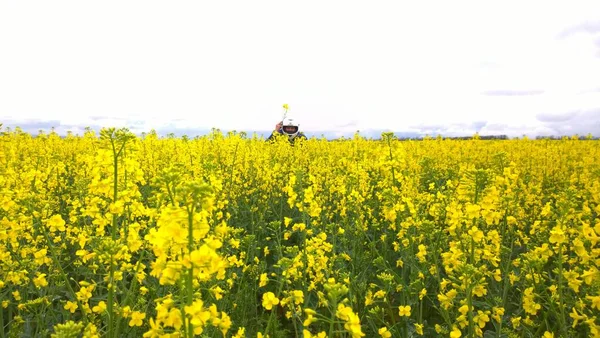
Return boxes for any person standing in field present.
[267,117,307,143]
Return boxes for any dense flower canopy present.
[0,128,599,337]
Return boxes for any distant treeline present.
[390,136,600,141]
[534,135,600,140]
[361,134,600,141]
[436,135,509,140]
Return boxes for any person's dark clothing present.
[267,129,307,143]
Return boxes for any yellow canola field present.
[0,128,599,338]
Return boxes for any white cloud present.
[1,0,599,138]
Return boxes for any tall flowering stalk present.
[100,128,135,338]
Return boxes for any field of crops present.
[0,128,599,338]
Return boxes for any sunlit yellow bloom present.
[46,215,66,232]
[64,301,78,314]
[129,311,145,327]
[416,244,427,262]
[570,307,587,328]
[92,301,106,314]
[549,226,566,244]
[262,292,279,310]
[398,305,411,317]
[378,327,392,338]
[33,273,48,288]
[523,287,541,315]
[450,326,461,338]
[415,323,423,335]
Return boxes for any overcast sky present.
[1,0,599,138]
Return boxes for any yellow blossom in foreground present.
[232,327,245,338]
[129,311,145,327]
[398,305,411,317]
[262,292,279,310]
[378,327,392,338]
[523,287,541,315]
[336,304,365,337]
[47,214,66,232]
[33,273,48,288]
[92,301,106,314]
[450,326,462,338]
[549,226,566,244]
[259,273,268,287]
[303,330,327,338]
[415,323,424,335]
[64,301,78,314]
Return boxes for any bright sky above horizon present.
[1,0,599,138]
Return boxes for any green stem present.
[470,237,475,266]
[179,278,189,337]
[108,138,120,338]
[386,137,398,188]
[107,256,115,338]
[187,205,195,338]
[186,206,194,338]
[111,152,119,238]
[328,298,337,338]
[557,243,567,337]
[467,284,474,338]
[0,301,5,338]
[419,296,423,325]
[166,183,176,207]
[498,239,514,338]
